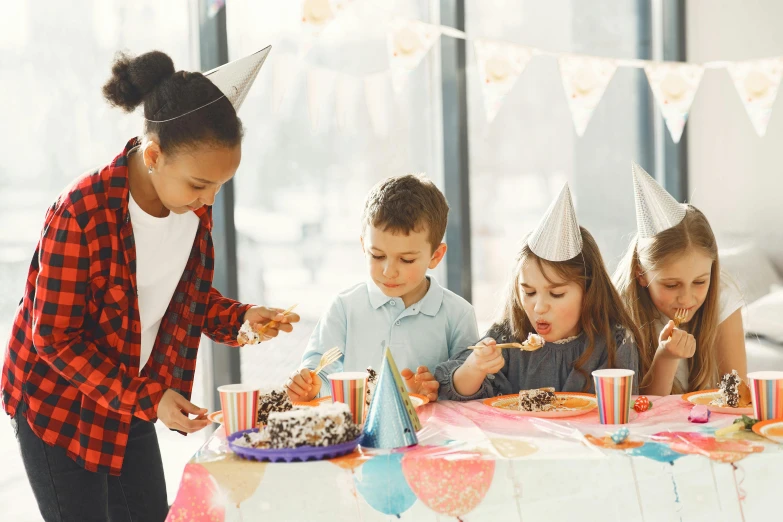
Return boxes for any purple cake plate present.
[227,428,361,463]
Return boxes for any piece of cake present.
[267,402,361,449]
[257,389,293,424]
[234,428,271,449]
[711,370,752,408]
[237,320,261,345]
[518,388,558,412]
[525,333,545,349]
[365,366,378,410]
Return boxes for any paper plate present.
[483,392,597,418]
[682,389,754,415]
[752,419,783,443]
[207,411,224,424]
[228,428,361,463]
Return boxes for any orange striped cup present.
[592,369,634,425]
[748,371,783,421]
[218,384,261,437]
[328,372,369,424]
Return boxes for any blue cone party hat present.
[361,348,420,449]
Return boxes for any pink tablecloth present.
[167,395,782,522]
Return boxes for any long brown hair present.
[614,206,720,393]
[498,227,642,390]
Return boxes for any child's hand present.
[244,306,301,340]
[464,338,505,375]
[657,320,696,360]
[401,366,439,402]
[284,368,321,402]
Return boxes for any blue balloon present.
[355,453,417,517]
[627,442,685,464]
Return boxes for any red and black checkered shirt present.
[2,138,252,475]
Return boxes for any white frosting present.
[238,320,261,345]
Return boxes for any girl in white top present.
[614,164,747,395]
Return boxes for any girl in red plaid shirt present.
[2,49,295,521]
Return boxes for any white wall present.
[687,0,783,272]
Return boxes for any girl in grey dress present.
[435,227,642,400]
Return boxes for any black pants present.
[14,408,169,522]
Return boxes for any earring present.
[148,166,153,174]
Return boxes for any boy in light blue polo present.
[285,174,478,403]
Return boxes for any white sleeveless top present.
[652,275,744,393]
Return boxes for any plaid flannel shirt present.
[2,138,252,475]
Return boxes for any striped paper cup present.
[748,371,783,421]
[328,372,369,424]
[218,384,261,437]
[592,369,634,424]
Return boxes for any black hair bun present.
[102,50,175,112]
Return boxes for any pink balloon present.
[165,463,226,522]
[401,446,495,518]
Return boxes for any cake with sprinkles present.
[267,402,361,449]
[711,370,752,408]
[257,389,293,424]
[365,366,378,410]
[518,388,557,412]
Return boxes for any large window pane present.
[466,0,651,330]
[0,2,203,516]
[225,0,447,387]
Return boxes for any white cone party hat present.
[204,46,272,113]
[527,183,582,262]
[632,162,687,239]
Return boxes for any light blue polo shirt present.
[301,275,479,392]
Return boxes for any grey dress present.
[435,322,640,401]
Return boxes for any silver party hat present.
[632,162,687,238]
[361,348,419,449]
[527,183,582,262]
[204,46,271,112]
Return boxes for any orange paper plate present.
[682,389,754,415]
[483,392,597,418]
[752,419,783,443]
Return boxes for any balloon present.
[402,446,495,517]
[165,463,225,522]
[355,453,417,516]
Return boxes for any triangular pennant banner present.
[727,58,783,137]
[644,62,704,143]
[298,0,353,57]
[473,39,533,123]
[386,18,441,92]
[307,67,337,132]
[558,55,617,136]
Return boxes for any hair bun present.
[102,50,175,112]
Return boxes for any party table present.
[166,395,782,522]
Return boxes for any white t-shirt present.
[650,275,745,392]
[128,193,199,370]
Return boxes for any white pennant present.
[299,0,353,57]
[473,39,532,123]
[270,52,301,116]
[334,73,360,132]
[386,18,441,92]
[644,62,704,143]
[559,55,617,136]
[307,67,337,133]
[364,72,390,136]
[727,58,783,137]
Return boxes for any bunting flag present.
[644,62,704,143]
[386,18,441,92]
[727,58,783,137]
[558,55,617,136]
[334,74,361,132]
[307,67,338,132]
[270,52,301,116]
[364,72,391,136]
[473,39,533,123]
[299,0,353,57]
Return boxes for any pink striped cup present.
[592,369,634,424]
[218,384,261,437]
[328,372,369,424]
[748,371,783,421]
